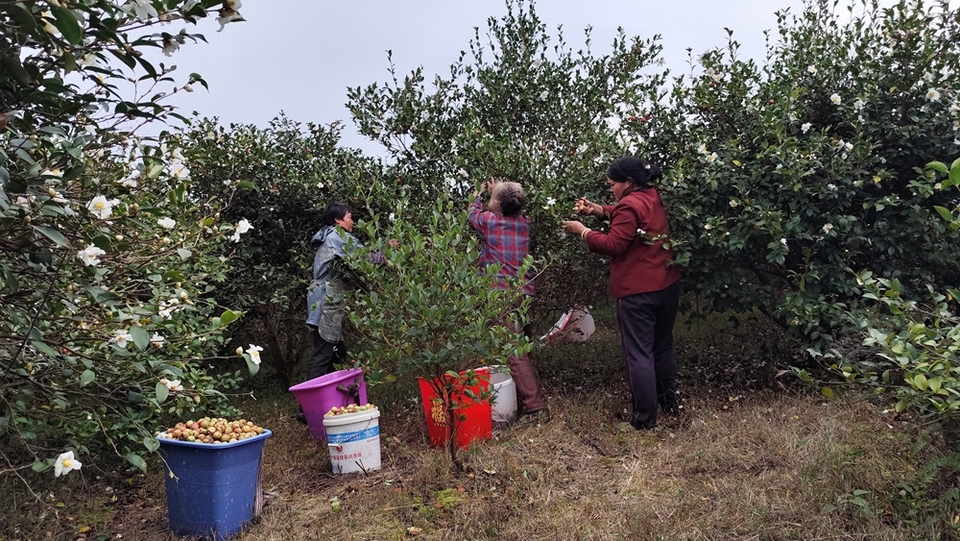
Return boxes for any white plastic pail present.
[322,408,381,474]
[488,368,517,424]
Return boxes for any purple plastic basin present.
[288,368,368,442]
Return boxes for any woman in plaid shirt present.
[468,180,547,424]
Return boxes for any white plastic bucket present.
[487,367,517,424]
[322,408,381,474]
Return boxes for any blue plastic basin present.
[158,430,272,540]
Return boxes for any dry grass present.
[2,309,958,540]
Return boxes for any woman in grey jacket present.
[305,201,357,380]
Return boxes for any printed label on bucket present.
[327,426,379,444]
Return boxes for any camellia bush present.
[0,0,257,486]
[624,0,960,350]
[346,0,667,319]
[346,199,533,470]
[171,115,388,386]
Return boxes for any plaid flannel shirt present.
[468,197,535,296]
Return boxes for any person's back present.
[467,179,546,424]
[468,181,535,296]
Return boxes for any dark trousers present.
[306,328,346,381]
[616,280,681,429]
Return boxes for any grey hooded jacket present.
[305,225,360,342]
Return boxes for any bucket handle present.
[335,380,362,405]
[327,427,367,451]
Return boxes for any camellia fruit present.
[159,417,265,444]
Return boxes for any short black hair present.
[321,201,350,226]
[607,156,662,189]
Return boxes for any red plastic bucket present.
[418,368,492,449]
[289,368,367,442]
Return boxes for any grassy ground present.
[3,308,959,540]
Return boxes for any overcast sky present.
[158,0,810,153]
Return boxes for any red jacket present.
[584,189,681,299]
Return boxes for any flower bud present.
[236,347,243,356]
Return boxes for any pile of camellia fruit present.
[160,417,265,444]
[324,404,377,417]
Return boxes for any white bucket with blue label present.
[322,407,381,474]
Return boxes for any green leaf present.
[218,309,241,326]
[129,326,150,351]
[51,7,84,45]
[125,453,147,473]
[32,460,50,473]
[950,164,960,189]
[31,340,60,359]
[926,161,949,174]
[820,387,835,399]
[912,374,927,391]
[143,436,160,453]
[79,370,95,387]
[176,248,192,261]
[32,225,69,247]
[155,382,169,404]
[236,181,256,190]
[934,206,954,222]
[245,357,260,376]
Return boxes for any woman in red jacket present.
[561,156,681,430]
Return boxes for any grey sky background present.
[161,0,819,154]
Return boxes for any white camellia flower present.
[545,197,557,206]
[169,160,190,180]
[704,223,713,230]
[125,0,158,21]
[780,238,788,246]
[162,36,180,57]
[539,90,548,100]
[48,189,68,204]
[54,451,82,477]
[807,65,818,75]
[157,217,176,229]
[158,298,180,319]
[822,223,834,234]
[246,344,263,365]
[729,200,738,208]
[697,143,708,154]
[853,99,865,111]
[926,88,941,101]
[111,330,133,348]
[230,218,254,243]
[830,93,842,105]
[77,245,106,267]
[86,195,119,219]
[706,152,719,163]
[117,171,139,188]
[150,333,165,348]
[217,0,243,31]
[801,122,812,133]
[159,378,183,392]
[458,168,469,178]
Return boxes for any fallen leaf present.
[406,526,423,536]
